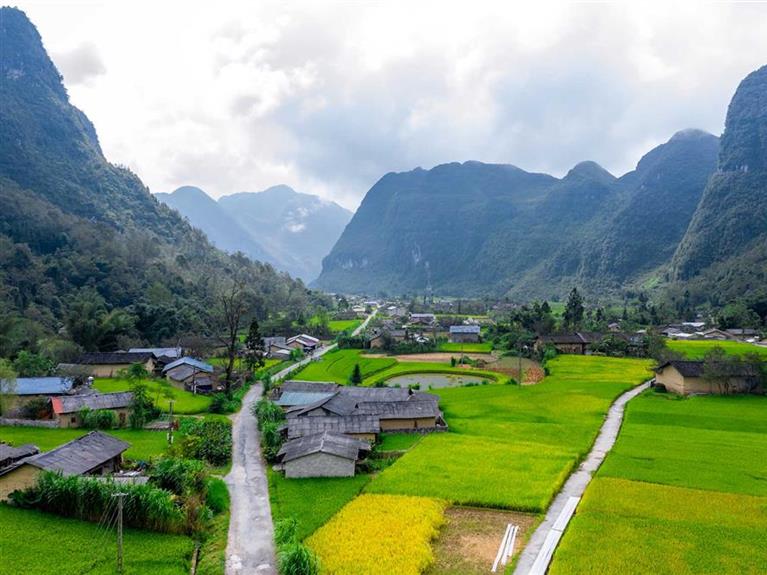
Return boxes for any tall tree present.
[350,363,363,385]
[0,360,17,416]
[214,279,253,392]
[563,287,585,330]
[244,319,266,372]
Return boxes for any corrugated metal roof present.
[52,392,133,414]
[0,443,39,464]
[286,415,380,439]
[281,381,339,393]
[129,347,182,358]
[22,431,130,475]
[4,377,73,396]
[162,357,213,374]
[449,325,481,334]
[275,391,336,407]
[354,399,441,419]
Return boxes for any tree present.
[213,279,253,392]
[563,287,585,330]
[12,351,53,377]
[244,319,266,372]
[0,360,17,416]
[350,363,363,385]
[129,381,157,429]
[703,347,741,394]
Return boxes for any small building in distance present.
[0,431,130,500]
[276,431,371,478]
[449,325,481,343]
[654,360,761,395]
[0,444,39,470]
[51,392,133,428]
[409,313,436,326]
[0,376,74,416]
[76,352,156,378]
[162,357,215,393]
[287,334,321,353]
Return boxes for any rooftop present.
[162,357,213,374]
[277,431,370,463]
[449,325,481,334]
[3,377,73,396]
[51,392,133,415]
[77,352,155,365]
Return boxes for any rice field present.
[307,494,447,575]
[293,349,397,384]
[94,377,212,414]
[366,356,652,510]
[328,319,362,333]
[0,504,194,575]
[549,391,767,574]
[666,339,767,359]
[437,342,493,353]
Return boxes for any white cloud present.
[13,0,767,210]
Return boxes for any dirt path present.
[512,381,651,575]
[224,382,277,574]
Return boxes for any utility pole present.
[167,400,174,446]
[113,492,126,575]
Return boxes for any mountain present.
[671,65,767,306]
[154,186,274,264]
[158,184,352,282]
[0,7,313,353]
[315,131,719,298]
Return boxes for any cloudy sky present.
[14,0,767,209]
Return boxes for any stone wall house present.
[654,360,760,395]
[51,392,133,428]
[277,431,371,478]
[449,325,481,343]
[76,352,156,378]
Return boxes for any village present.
[1,294,766,575]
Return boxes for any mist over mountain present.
[314,130,719,298]
[0,7,312,348]
[157,185,352,282]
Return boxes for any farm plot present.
[366,356,652,510]
[328,319,362,333]
[94,377,211,414]
[438,342,493,353]
[307,494,446,575]
[294,349,397,384]
[0,504,194,575]
[0,426,168,461]
[549,391,767,574]
[666,339,767,359]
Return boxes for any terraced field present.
[667,339,767,359]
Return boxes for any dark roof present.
[281,380,339,394]
[0,443,39,465]
[162,357,213,374]
[286,415,380,439]
[449,325,481,334]
[354,400,441,419]
[656,360,760,378]
[17,431,129,475]
[540,333,587,344]
[277,432,370,463]
[128,347,182,358]
[4,377,73,396]
[726,328,759,336]
[78,352,155,365]
[340,386,412,402]
[52,392,133,414]
[165,364,206,382]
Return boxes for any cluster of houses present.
[264,333,322,360]
[270,380,446,478]
[0,430,131,500]
[366,311,484,349]
[659,323,761,343]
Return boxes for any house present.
[280,383,446,439]
[700,328,736,341]
[449,325,481,343]
[129,347,182,359]
[287,334,321,353]
[654,360,761,395]
[0,377,74,416]
[263,336,287,349]
[0,444,39,470]
[273,380,339,409]
[162,357,215,393]
[276,431,371,478]
[409,313,436,326]
[535,333,593,355]
[0,431,130,500]
[368,328,408,349]
[51,392,133,428]
[76,352,156,378]
[726,328,760,341]
[265,338,293,360]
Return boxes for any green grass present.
[0,504,194,575]
[550,391,767,574]
[197,479,230,575]
[267,468,370,541]
[366,356,652,511]
[378,433,424,451]
[365,361,500,386]
[666,339,767,359]
[94,377,212,414]
[550,478,767,575]
[437,342,493,353]
[328,319,362,333]
[293,349,397,384]
[0,426,168,462]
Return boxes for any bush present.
[274,517,298,546]
[79,407,118,429]
[129,381,160,429]
[252,398,285,431]
[206,478,229,514]
[177,418,232,466]
[20,397,49,419]
[261,421,284,462]
[151,457,207,495]
[278,543,320,575]
[209,393,239,414]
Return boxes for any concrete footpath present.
[513,381,651,575]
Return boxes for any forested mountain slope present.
[0,7,313,354]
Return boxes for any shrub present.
[129,381,160,429]
[206,478,229,514]
[151,457,207,495]
[177,418,232,466]
[20,397,49,419]
[252,398,285,431]
[261,421,284,462]
[79,407,118,429]
[274,517,299,546]
[278,543,320,575]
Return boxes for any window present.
[71,416,76,424]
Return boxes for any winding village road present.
[224,310,377,574]
[513,380,651,575]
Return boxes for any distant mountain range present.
[315,64,767,305]
[156,185,352,282]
